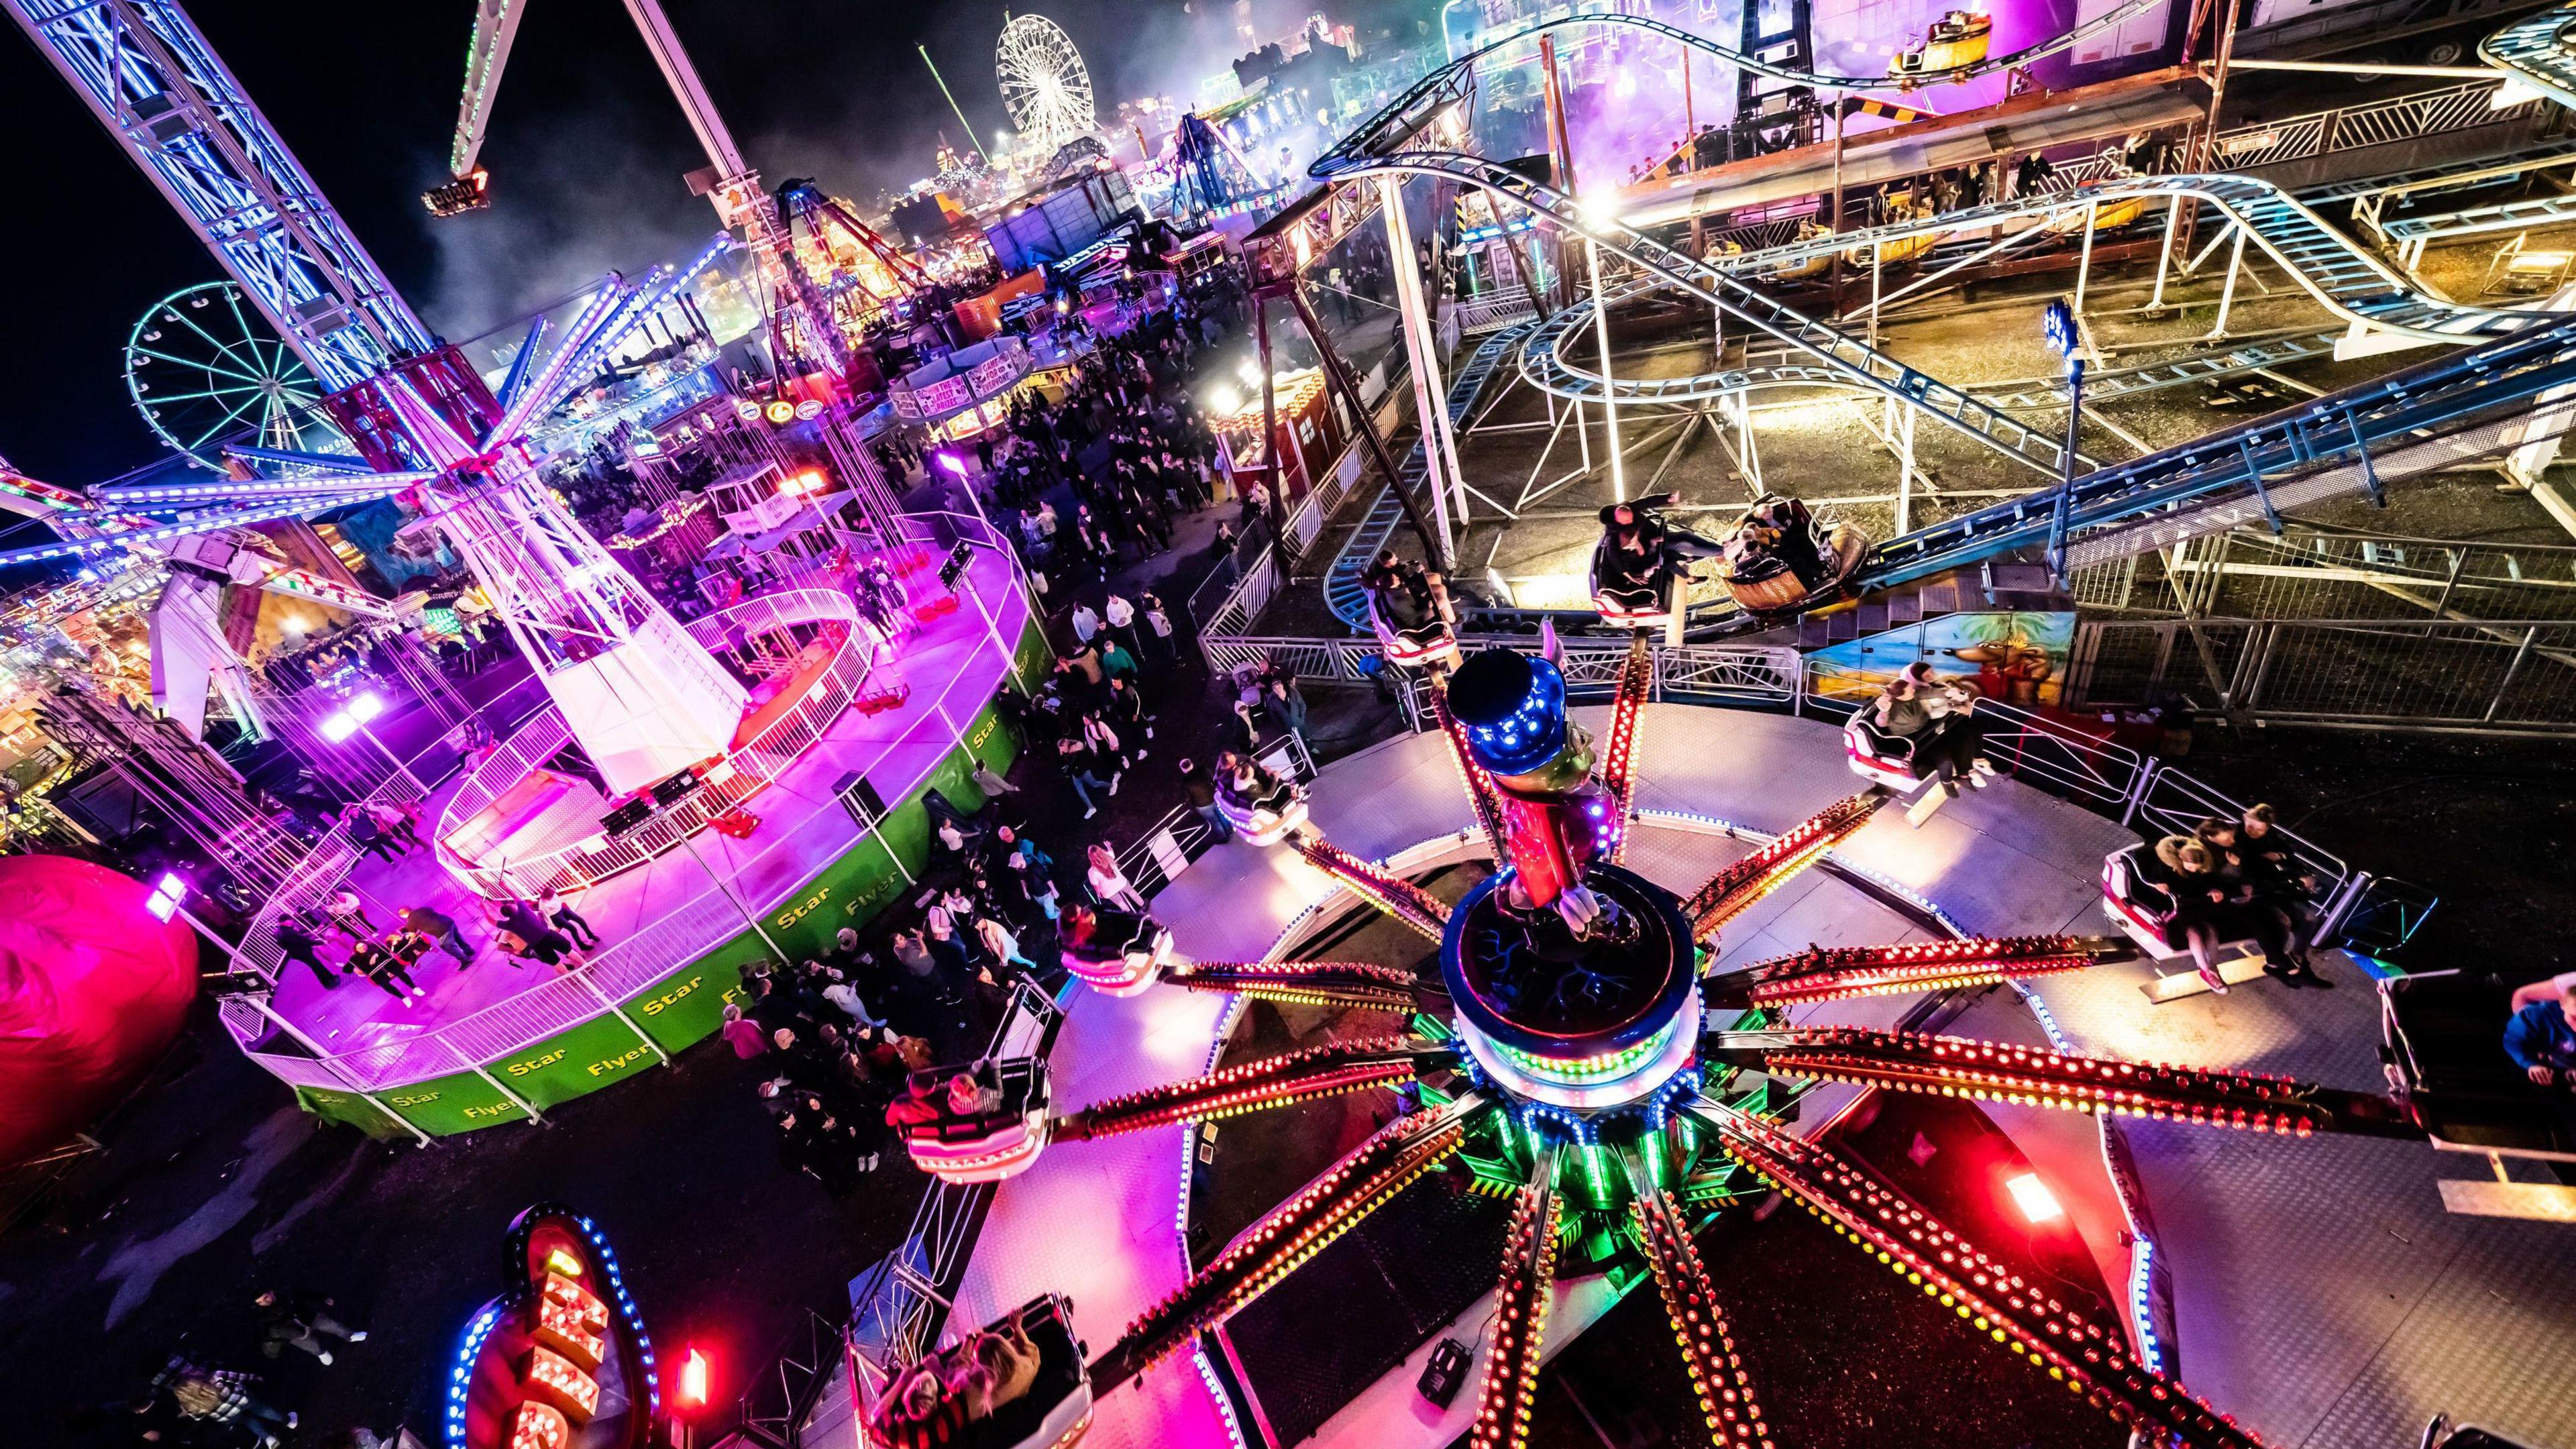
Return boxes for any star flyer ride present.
[881,576,2444,1449]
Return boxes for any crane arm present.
[449,0,533,178]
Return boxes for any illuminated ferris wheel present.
[123,282,345,468]
[996,13,1096,153]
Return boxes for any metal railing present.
[2203,78,2544,172]
[433,586,877,898]
[2075,525,2576,624]
[2065,616,2576,735]
[1224,633,1802,709]
[839,977,1066,1425]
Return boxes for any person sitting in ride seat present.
[1598,492,1719,606]
[2136,835,2235,996]
[1870,669,1991,793]
[2194,815,2323,988]
[2504,972,2576,1091]
[1364,550,1450,637]
[1219,749,1293,815]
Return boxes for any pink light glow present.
[2004,1170,2064,1224]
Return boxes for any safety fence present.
[2072,525,2576,624]
[217,515,1034,1104]
[2206,77,2546,172]
[433,586,877,899]
[1223,632,1802,708]
[2064,615,2576,735]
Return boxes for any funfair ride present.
[5,0,757,792]
[879,584,2447,1449]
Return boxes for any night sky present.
[0,0,1365,486]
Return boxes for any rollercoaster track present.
[1321,319,1539,627]
[1316,5,2166,179]
[1316,151,2090,478]
[1519,172,2546,414]
[2481,3,2576,108]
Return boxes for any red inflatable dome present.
[0,856,198,1168]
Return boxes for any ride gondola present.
[1714,494,1868,615]
[1215,753,1309,845]
[1060,906,1174,996]
[869,1294,1093,1449]
[1889,9,1992,80]
[898,1057,1053,1185]
[1361,551,1460,669]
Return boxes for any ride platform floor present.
[263,545,1028,1061]
[929,704,2576,1449]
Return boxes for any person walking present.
[347,938,427,1005]
[1086,843,1148,912]
[398,904,474,968]
[971,758,1020,800]
[344,807,402,864]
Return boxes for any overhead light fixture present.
[2004,1171,2064,1224]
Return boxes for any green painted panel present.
[494,1012,660,1109]
[381,1070,532,1136]
[622,939,761,1051]
[292,1086,408,1141]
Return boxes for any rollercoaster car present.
[1589,533,1679,631]
[1062,907,1175,996]
[1843,709,1939,794]
[2098,842,2265,963]
[869,1294,1093,1449]
[1715,496,1867,614]
[898,1057,1053,1185]
[2379,969,2576,1161]
[1216,761,1310,845]
[1889,9,1992,78]
[2042,191,2149,235]
[1771,220,1837,282]
[1364,570,1461,669]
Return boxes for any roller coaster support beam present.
[1280,282,1452,572]
[1252,286,1293,584]
[1379,174,1466,552]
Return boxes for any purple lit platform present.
[224,519,1036,1136]
[937,705,2576,1449]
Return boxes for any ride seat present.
[1589,535,1674,629]
[1063,910,1173,996]
[901,1057,1053,1184]
[2099,843,2263,962]
[1366,588,1460,669]
[1842,711,1933,794]
[2381,969,2576,1158]
[870,1295,1093,1449]
[1216,777,1310,846]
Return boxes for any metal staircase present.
[1322,319,1539,627]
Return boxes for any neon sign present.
[446,1204,659,1449]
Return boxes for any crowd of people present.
[272,879,602,1005]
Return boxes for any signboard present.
[447,1205,659,1449]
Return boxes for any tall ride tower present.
[6,0,749,792]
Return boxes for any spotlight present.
[2004,1171,2064,1224]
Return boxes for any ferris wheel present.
[123,282,345,468]
[996,13,1096,153]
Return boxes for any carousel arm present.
[1705,1028,2423,1139]
[1618,1146,1773,1449]
[1697,1100,2271,1449]
[1159,958,1432,1012]
[1467,1143,1563,1449]
[1085,1093,1489,1393]
[1705,935,2136,1010]
[1296,834,1452,941]
[1051,1036,1460,1142]
[1680,790,1888,940]
[1426,678,1515,867]
[1600,633,1653,866]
